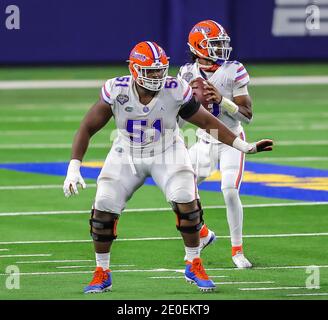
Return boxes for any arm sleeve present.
[233,63,250,90]
[177,66,184,80]
[179,78,193,104]
[100,79,115,105]
[178,96,201,119]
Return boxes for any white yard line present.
[15,259,94,264]
[287,293,328,297]
[251,76,328,85]
[0,143,108,149]
[0,210,91,216]
[0,271,93,276]
[207,265,328,271]
[275,140,328,146]
[0,184,97,190]
[255,112,328,118]
[0,239,91,245]
[1,76,328,90]
[252,157,328,162]
[234,232,328,239]
[0,233,328,246]
[0,249,9,251]
[0,80,103,90]
[249,125,328,131]
[239,286,307,291]
[0,116,83,122]
[149,275,228,279]
[0,268,193,276]
[1,232,328,246]
[0,265,327,277]
[0,254,51,258]
[0,130,78,136]
[0,201,327,217]
[56,264,135,269]
[205,202,328,209]
[214,281,275,285]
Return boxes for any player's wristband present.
[220,97,252,124]
[232,137,255,154]
[67,159,81,174]
[220,97,239,114]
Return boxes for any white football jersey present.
[100,75,192,156]
[178,60,250,143]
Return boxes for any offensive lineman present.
[178,20,256,268]
[63,41,273,293]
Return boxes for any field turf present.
[0,64,327,300]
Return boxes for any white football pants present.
[94,139,198,214]
[188,132,245,247]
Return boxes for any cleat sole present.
[200,287,215,292]
[84,285,112,294]
[185,276,215,291]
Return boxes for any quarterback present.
[63,41,273,293]
[178,20,258,268]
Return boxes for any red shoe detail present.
[232,245,243,257]
[89,267,110,286]
[200,224,209,238]
[186,258,209,280]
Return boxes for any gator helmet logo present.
[130,51,147,62]
[192,26,211,34]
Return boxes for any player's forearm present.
[71,125,92,161]
[204,116,256,153]
[187,106,254,153]
[204,116,236,146]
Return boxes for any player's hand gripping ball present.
[190,77,222,107]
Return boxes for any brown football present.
[191,77,209,108]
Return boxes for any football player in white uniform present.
[178,20,256,268]
[63,41,273,293]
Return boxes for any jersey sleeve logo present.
[116,94,129,105]
[182,72,194,83]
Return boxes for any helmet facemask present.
[207,36,232,61]
[200,35,232,62]
[133,63,169,91]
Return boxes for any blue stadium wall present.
[1,0,328,65]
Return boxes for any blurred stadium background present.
[0,0,327,300]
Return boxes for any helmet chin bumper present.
[136,76,167,91]
[133,64,168,91]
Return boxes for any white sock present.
[184,246,200,262]
[95,252,110,270]
[222,188,243,247]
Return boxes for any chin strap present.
[197,62,220,72]
[197,58,224,72]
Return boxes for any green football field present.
[0,64,327,300]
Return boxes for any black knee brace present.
[172,200,204,234]
[89,209,119,242]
